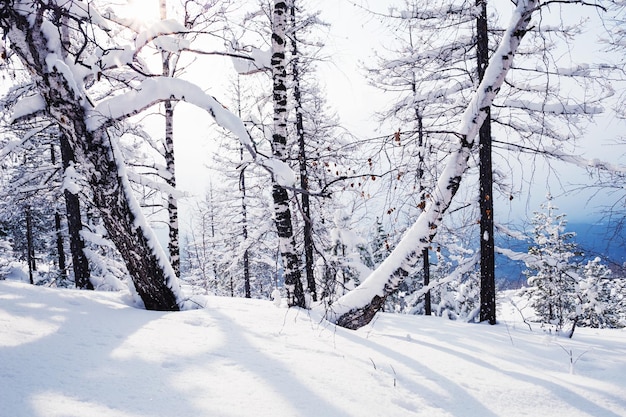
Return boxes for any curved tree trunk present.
[327,0,537,329]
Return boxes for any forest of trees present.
[0,0,624,331]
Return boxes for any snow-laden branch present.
[87,77,254,150]
[546,149,626,173]
[495,247,536,264]
[228,45,272,75]
[495,247,582,282]
[135,20,189,54]
[87,76,297,187]
[126,170,186,200]
[493,139,626,173]
[318,0,539,329]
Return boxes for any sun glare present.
[121,0,161,28]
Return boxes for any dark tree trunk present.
[416,112,431,316]
[410,54,431,315]
[290,0,317,301]
[271,0,305,308]
[60,134,93,290]
[5,8,179,310]
[477,0,496,325]
[206,184,222,295]
[240,147,251,299]
[50,144,68,282]
[25,206,35,285]
[423,248,432,316]
[54,212,68,281]
[234,78,252,299]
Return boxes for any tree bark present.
[271,0,305,308]
[240,146,252,298]
[235,78,252,299]
[50,144,68,282]
[422,248,432,315]
[5,6,180,310]
[477,0,496,325]
[54,211,68,282]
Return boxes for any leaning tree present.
[317,0,606,329]
[0,0,279,310]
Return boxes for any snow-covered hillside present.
[1,281,624,417]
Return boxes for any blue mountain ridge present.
[495,221,625,288]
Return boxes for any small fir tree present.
[524,196,579,332]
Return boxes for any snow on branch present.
[87,76,295,184]
[9,94,46,123]
[87,77,253,149]
[135,20,189,53]
[62,0,111,31]
[228,45,272,75]
[501,98,603,115]
[494,140,626,174]
[553,150,626,173]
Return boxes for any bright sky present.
[316,0,625,224]
[121,0,624,231]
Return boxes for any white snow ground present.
[1,280,625,417]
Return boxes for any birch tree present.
[317,0,562,329]
[270,0,305,307]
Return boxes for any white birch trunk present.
[270,0,305,307]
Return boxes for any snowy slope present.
[1,281,625,417]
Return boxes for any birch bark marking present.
[160,0,180,278]
[330,0,538,329]
[271,0,305,307]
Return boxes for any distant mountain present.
[495,221,625,289]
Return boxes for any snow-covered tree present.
[523,197,579,332]
[0,0,279,310]
[576,257,623,328]
[363,0,610,328]
[268,0,306,307]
